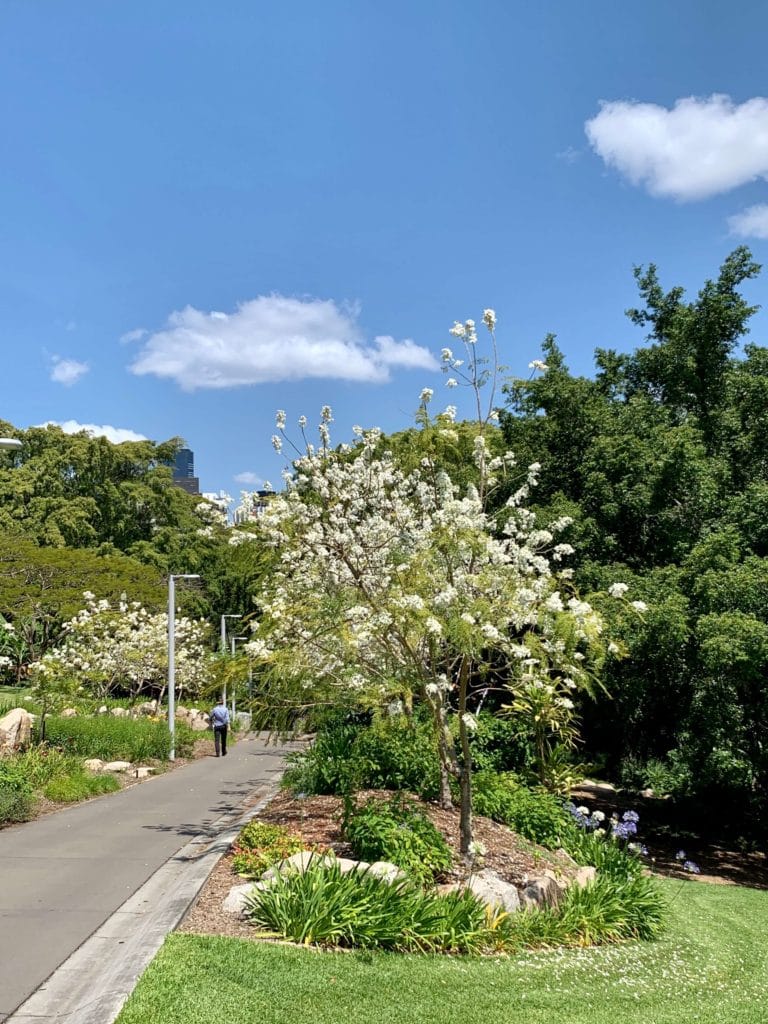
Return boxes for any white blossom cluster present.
[31,594,210,698]
[245,412,606,708]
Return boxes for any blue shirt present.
[211,704,230,727]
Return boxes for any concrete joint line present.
[7,783,281,1024]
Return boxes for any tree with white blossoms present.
[30,593,210,700]
[247,311,623,857]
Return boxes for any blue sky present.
[3,1,768,494]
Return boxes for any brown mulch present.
[178,788,581,941]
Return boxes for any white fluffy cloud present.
[728,203,768,239]
[586,94,768,201]
[234,471,263,485]
[128,295,438,391]
[41,420,148,444]
[50,357,89,386]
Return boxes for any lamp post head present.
[0,438,22,451]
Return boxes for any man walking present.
[210,697,230,756]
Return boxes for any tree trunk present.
[457,656,473,859]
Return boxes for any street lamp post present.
[168,574,200,761]
[0,439,22,452]
[220,614,240,704]
[230,636,248,717]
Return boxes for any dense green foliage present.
[471,771,574,847]
[342,794,453,883]
[40,714,196,760]
[42,771,121,802]
[232,822,309,878]
[244,858,662,954]
[497,248,768,824]
[282,715,441,799]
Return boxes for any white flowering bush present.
[246,313,619,857]
[30,593,210,699]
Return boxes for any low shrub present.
[232,822,308,878]
[244,860,492,953]
[40,715,196,761]
[43,772,120,803]
[0,776,34,824]
[244,859,666,953]
[472,772,575,847]
[282,716,441,799]
[342,794,452,883]
[468,712,532,774]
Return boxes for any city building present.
[172,447,200,495]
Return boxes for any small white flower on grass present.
[608,582,629,598]
[631,600,648,612]
[461,712,478,733]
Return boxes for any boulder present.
[110,707,130,718]
[97,705,108,715]
[84,758,105,772]
[261,850,334,879]
[520,874,563,910]
[465,869,521,915]
[574,866,597,888]
[136,701,158,717]
[0,708,33,753]
[133,766,155,779]
[223,881,272,915]
[555,848,578,867]
[60,708,78,718]
[103,760,132,773]
[190,716,210,732]
[234,711,252,732]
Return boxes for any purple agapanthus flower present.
[683,860,701,874]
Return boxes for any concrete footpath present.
[0,734,294,1023]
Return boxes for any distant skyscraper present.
[172,447,200,494]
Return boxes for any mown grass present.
[116,879,768,1024]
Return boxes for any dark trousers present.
[214,725,228,756]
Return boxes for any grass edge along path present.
[116,879,768,1024]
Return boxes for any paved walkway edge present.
[8,784,281,1024]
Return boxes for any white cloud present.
[41,420,148,444]
[234,471,263,485]
[585,94,768,201]
[121,328,147,343]
[129,295,438,391]
[728,203,768,239]
[50,357,89,386]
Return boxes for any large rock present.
[520,874,563,910]
[103,760,132,773]
[0,708,33,753]
[136,701,158,717]
[367,861,407,884]
[223,881,273,915]
[574,866,597,888]
[110,707,130,718]
[189,716,210,732]
[133,766,155,779]
[465,869,521,915]
[261,851,334,879]
[83,758,105,772]
[234,711,252,732]
[60,708,78,718]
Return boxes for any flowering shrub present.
[30,594,210,699]
[244,312,633,856]
[231,822,311,878]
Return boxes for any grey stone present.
[136,701,158,717]
[190,716,210,731]
[466,869,521,915]
[110,707,130,718]
[83,758,105,772]
[134,766,155,779]
[103,760,133,773]
[60,708,78,718]
[0,707,33,753]
[520,874,563,910]
[223,883,257,915]
[97,705,108,714]
[574,865,597,888]
[556,847,578,867]
[261,850,333,879]
[234,711,252,731]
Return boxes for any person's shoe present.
[223,752,227,756]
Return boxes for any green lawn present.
[116,879,768,1024]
